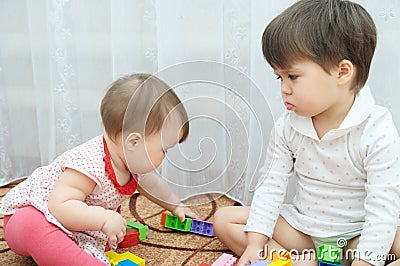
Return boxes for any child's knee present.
[213,208,223,227]
[6,206,52,238]
[214,206,234,222]
[213,207,230,232]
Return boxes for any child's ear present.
[337,59,354,86]
[124,132,142,151]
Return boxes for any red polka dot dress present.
[0,135,139,264]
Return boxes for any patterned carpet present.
[0,180,238,265]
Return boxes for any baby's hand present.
[172,203,198,222]
[101,210,126,245]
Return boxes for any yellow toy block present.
[267,250,291,262]
[269,258,292,266]
[121,252,145,266]
[105,250,145,266]
[106,250,123,266]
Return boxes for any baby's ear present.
[337,59,355,85]
[124,132,142,151]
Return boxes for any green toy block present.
[318,244,341,263]
[126,221,148,240]
[164,214,192,232]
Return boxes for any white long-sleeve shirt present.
[244,87,400,265]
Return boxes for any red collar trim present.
[103,137,138,195]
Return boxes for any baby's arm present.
[48,168,126,245]
[137,172,197,221]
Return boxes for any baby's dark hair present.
[262,0,377,93]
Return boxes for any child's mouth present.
[285,102,294,110]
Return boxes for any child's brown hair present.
[262,0,377,93]
[100,73,189,142]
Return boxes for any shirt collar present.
[289,86,375,141]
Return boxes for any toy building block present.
[199,264,211,266]
[118,259,139,266]
[211,253,237,266]
[106,250,124,266]
[160,212,167,226]
[270,258,292,266]
[250,260,272,265]
[267,251,291,262]
[126,221,148,240]
[318,262,341,266]
[164,214,193,232]
[119,229,140,248]
[190,219,215,237]
[120,252,145,266]
[318,245,341,264]
[106,250,145,266]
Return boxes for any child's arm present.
[137,172,197,222]
[355,110,400,265]
[48,168,126,245]
[238,232,269,265]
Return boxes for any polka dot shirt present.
[244,87,400,265]
[0,135,141,264]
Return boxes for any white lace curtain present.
[1,0,399,205]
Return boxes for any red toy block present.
[199,264,211,266]
[160,212,167,226]
[119,229,140,248]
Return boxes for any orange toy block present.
[160,212,167,226]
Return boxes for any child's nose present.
[281,83,292,95]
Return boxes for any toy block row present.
[118,221,148,248]
[317,244,341,264]
[160,213,215,237]
[106,250,145,266]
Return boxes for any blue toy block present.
[190,219,215,237]
[318,262,341,266]
[118,259,139,266]
[250,260,272,265]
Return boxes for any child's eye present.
[288,75,298,80]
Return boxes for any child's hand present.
[101,210,127,245]
[172,203,198,222]
[237,245,263,266]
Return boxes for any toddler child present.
[0,73,196,265]
[214,1,400,266]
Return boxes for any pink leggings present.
[4,206,107,266]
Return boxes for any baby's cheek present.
[150,158,162,169]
